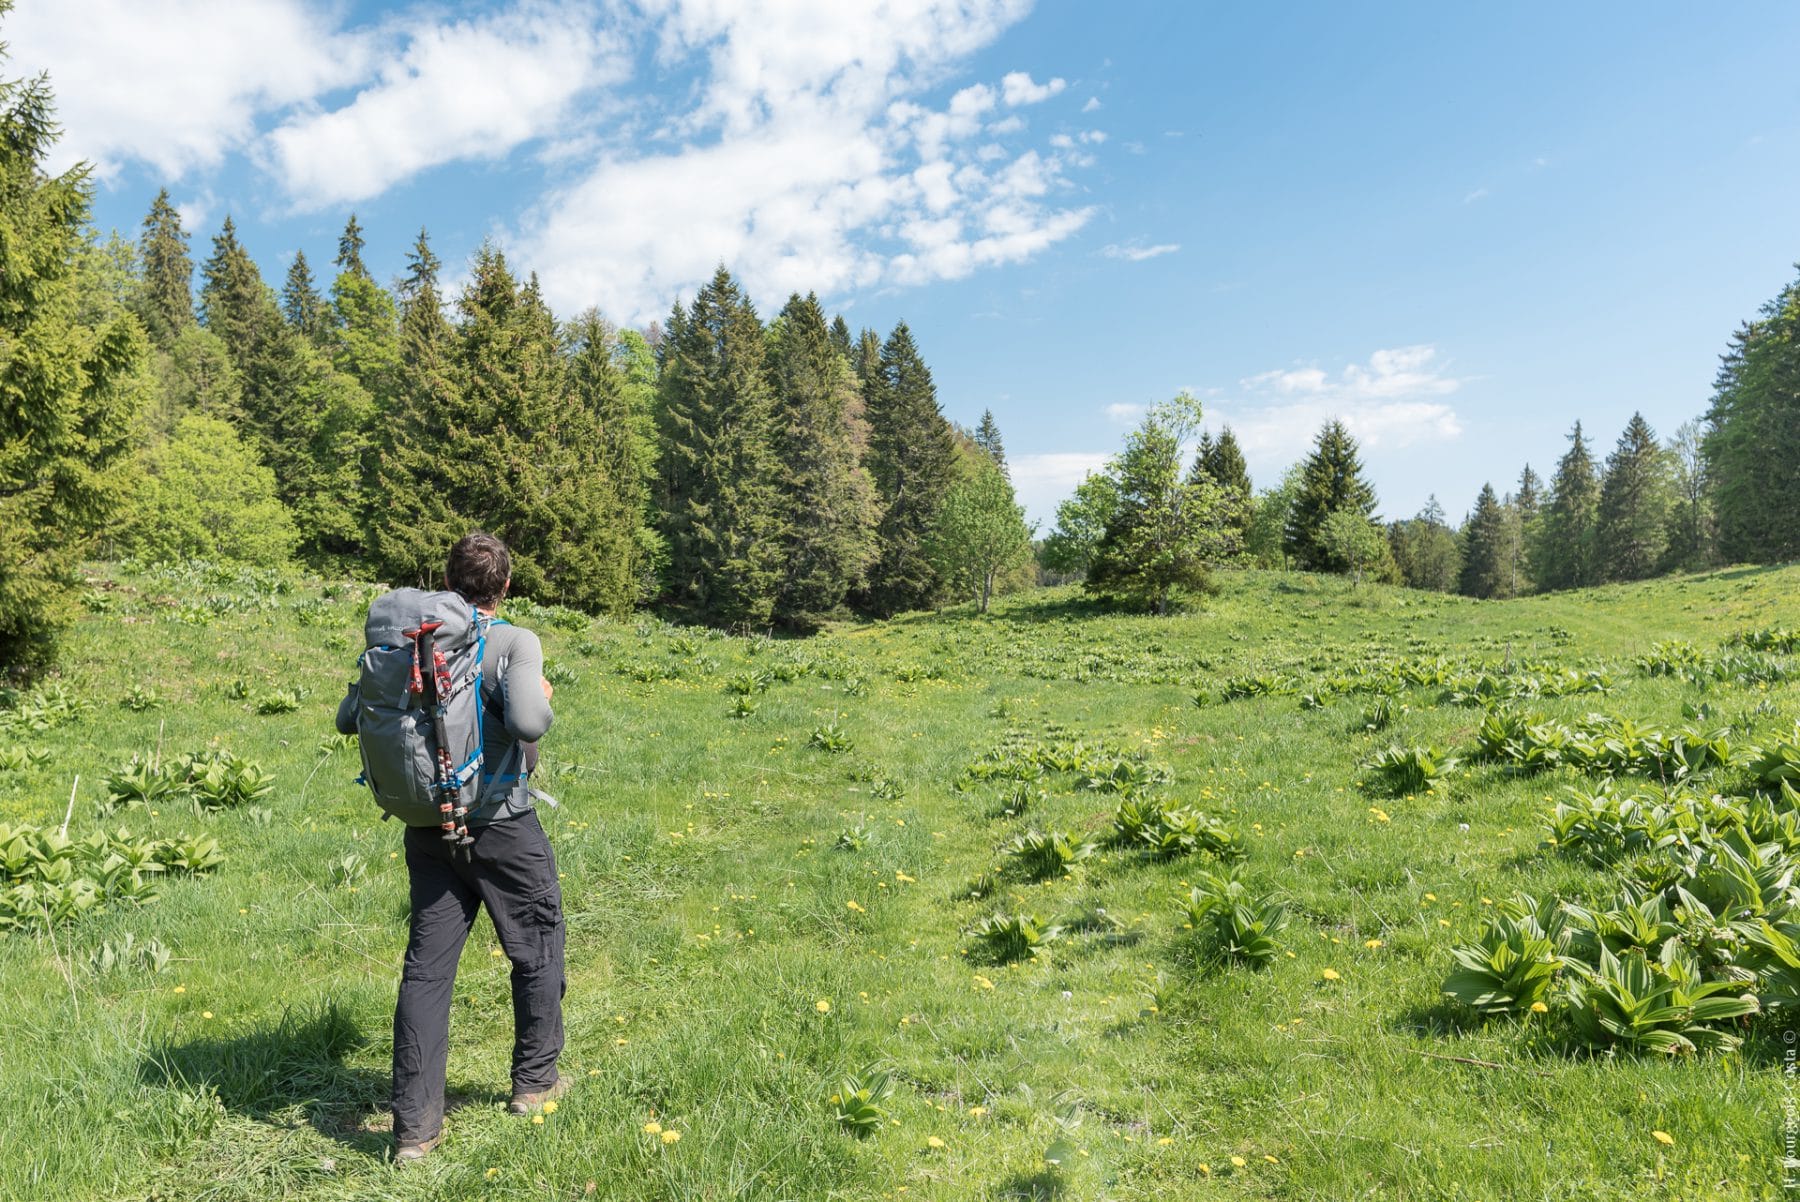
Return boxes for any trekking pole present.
[408,622,471,845]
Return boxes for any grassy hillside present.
[1,561,1793,1201]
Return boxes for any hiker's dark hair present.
[446,532,510,609]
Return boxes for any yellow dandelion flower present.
[1156,1137,1173,1146]
[927,1136,946,1149]
[173,985,186,994]
[485,1167,499,1179]
[1321,968,1340,981]
[661,1130,681,1145]
[201,1011,214,1020]
[1264,1154,1279,1164]
[491,948,504,957]
[532,1114,544,1125]
[1424,892,1437,901]
[542,1100,558,1115]
[1230,1155,1247,1167]
[816,999,831,1013]
[1530,1001,1549,1014]
[643,1121,662,1135]
[1652,1130,1674,1146]
[968,1106,987,1116]
[1364,938,1383,948]
[1198,1163,1210,1174]
[846,899,865,912]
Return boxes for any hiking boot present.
[394,1132,442,1164]
[508,1073,573,1115]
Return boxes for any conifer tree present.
[1283,419,1378,571]
[973,409,1008,475]
[198,216,271,365]
[1457,484,1510,598]
[136,188,193,347]
[829,314,854,359]
[861,322,958,615]
[562,310,654,615]
[281,249,328,345]
[1595,412,1672,582]
[336,213,367,277]
[1085,393,1227,613]
[1189,425,1254,555]
[1703,269,1800,562]
[656,266,781,626]
[0,46,146,673]
[1534,422,1601,590]
[330,253,400,410]
[370,230,466,583]
[1387,497,1460,591]
[765,292,877,626]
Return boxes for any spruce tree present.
[370,230,467,584]
[1595,412,1672,582]
[829,314,854,359]
[656,266,781,626]
[1387,497,1461,592]
[973,408,1008,475]
[330,255,400,411]
[0,48,146,673]
[1457,484,1509,598]
[198,216,271,365]
[765,292,878,627]
[1283,419,1378,571]
[136,188,193,347]
[861,321,958,615]
[1534,422,1601,590]
[281,249,329,345]
[562,310,653,615]
[336,213,367,277]
[1703,269,1800,562]
[1190,425,1254,556]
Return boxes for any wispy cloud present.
[1104,401,1146,421]
[1463,186,1490,204]
[1001,71,1066,106]
[1011,451,1111,524]
[1101,242,1179,262]
[1216,345,1465,464]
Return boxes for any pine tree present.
[1595,412,1672,582]
[1283,419,1378,571]
[1085,394,1228,613]
[764,293,877,626]
[281,249,328,345]
[1703,269,1800,562]
[1457,484,1509,598]
[656,266,781,626]
[0,48,147,673]
[336,213,367,277]
[136,188,193,347]
[1534,422,1601,590]
[973,409,1008,475]
[861,321,958,615]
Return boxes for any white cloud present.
[7,0,371,178]
[1104,402,1146,422]
[1011,451,1111,523]
[263,3,625,209]
[1214,345,1465,466]
[1082,96,1101,112]
[1463,187,1490,204]
[1000,71,1066,106]
[519,1,1096,322]
[1101,242,1179,262]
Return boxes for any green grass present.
[1,560,1795,1200]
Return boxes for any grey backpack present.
[352,589,489,838]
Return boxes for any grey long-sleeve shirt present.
[337,618,554,824]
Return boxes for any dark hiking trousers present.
[392,810,565,1144]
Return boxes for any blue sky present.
[15,1,1800,525]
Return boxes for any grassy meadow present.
[0,561,1794,1201]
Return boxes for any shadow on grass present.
[999,1169,1068,1199]
[139,1001,396,1157]
[1392,997,1484,1039]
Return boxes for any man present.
[336,532,570,1163]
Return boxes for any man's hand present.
[540,676,554,702]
